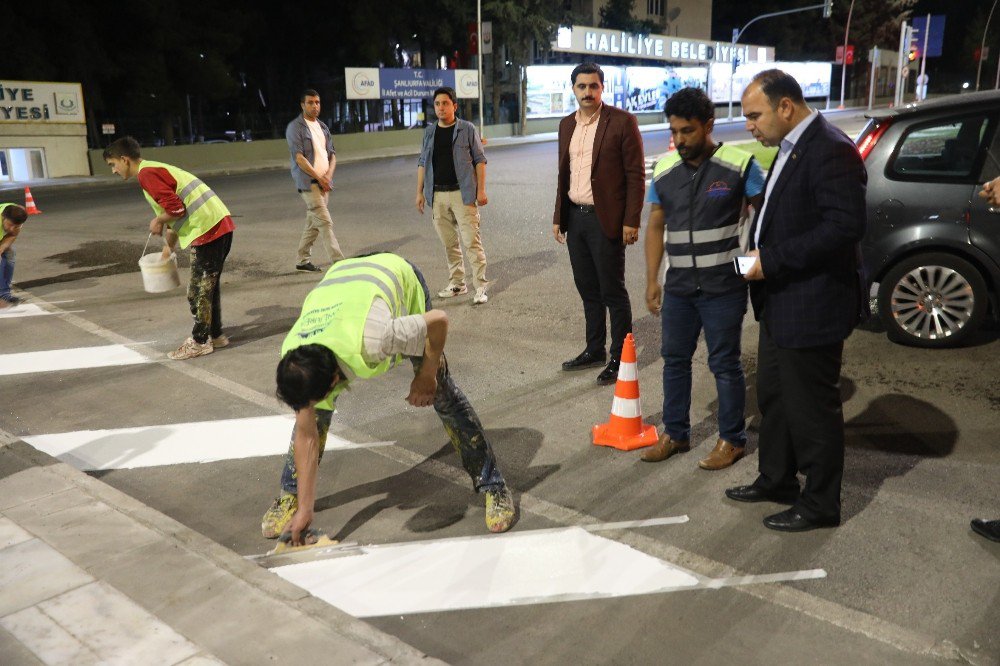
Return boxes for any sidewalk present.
[0,437,441,665]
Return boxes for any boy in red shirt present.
[103,137,235,360]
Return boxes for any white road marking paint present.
[23,415,393,471]
[581,516,689,531]
[0,344,149,376]
[270,526,827,617]
[14,296,957,660]
[0,303,82,318]
[273,527,698,617]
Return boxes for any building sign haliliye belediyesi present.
[0,81,85,123]
[553,26,774,66]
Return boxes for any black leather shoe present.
[725,484,799,504]
[597,358,620,385]
[971,518,1000,542]
[562,350,606,371]
[763,508,839,532]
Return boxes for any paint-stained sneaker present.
[167,337,213,360]
[484,485,515,533]
[211,334,230,349]
[437,283,468,298]
[261,493,298,539]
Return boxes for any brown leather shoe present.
[640,433,690,462]
[698,438,745,470]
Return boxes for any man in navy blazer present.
[725,69,868,532]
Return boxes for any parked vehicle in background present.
[857,90,1000,347]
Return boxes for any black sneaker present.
[296,262,322,273]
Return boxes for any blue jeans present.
[0,246,15,301]
[661,288,748,445]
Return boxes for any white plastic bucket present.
[138,252,181,293]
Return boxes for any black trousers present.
[755,321,844,521]
[566,206,632,360]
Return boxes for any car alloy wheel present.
[877,252,987,348]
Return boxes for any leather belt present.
[572,203,595,213]
[433,184,461,192]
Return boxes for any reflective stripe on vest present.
[651,144,753,296]
[137,160,230,249]
[281,254,427,410]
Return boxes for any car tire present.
[877,252,988,348]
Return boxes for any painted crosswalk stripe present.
[273,527,698,617]
[23,415,392,471]
[0,303,84,319]
[271,525,826,617]
[0,344,149,376]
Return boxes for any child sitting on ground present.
[0,203,29,308]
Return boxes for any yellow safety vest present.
[281,254,428,410]
[137,160,230,248]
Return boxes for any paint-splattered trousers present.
[278,259,505,497]
[188,232,232,344]
[278,354,506,497]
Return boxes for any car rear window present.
[888,114,992,181]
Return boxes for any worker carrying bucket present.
[104,136,236,360]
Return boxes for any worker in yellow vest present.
[103,137,235,360]
[262,252,515,544]
[0,203,29,308]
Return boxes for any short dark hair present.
[433,86,457,104]
[276,344,341,411]
[300,88,320,102]
[102,136,142,161]
[664,87,715,124]
[1,204,27,225]
[571,63,604,86]
[751,69,805,108]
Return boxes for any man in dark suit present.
[725,69,868,532]
[553,63,645,385]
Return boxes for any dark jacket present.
[750,113,869,348]
[553,105,645,239]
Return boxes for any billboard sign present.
[709,61,832,104]
[344,68,479,100]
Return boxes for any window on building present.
[647,0,664,16]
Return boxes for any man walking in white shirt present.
[286,89,345,272]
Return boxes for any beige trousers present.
[297,184,345,264]
[431,189,488,289]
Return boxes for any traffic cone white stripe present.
[617,362,637,382]
[611,396,642,419]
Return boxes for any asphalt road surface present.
[2,112,998,665]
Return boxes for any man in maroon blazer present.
[552,62,645,384]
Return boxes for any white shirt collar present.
[781,109,818,151]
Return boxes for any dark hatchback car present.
[857,90,1000,347]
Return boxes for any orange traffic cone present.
[24,187,41,215]
[593,333,658,451]
[667,135,676,152]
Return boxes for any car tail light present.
[857,119,892,161]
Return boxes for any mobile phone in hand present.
[733,256,756,275]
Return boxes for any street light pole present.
[477,0,485,138]
[976,0,999,91]
[726,3,829,121]
[838,0,856,109]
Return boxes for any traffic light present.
[823,0,833,19]
[908,48,918,62]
